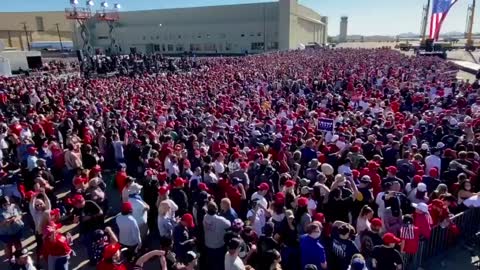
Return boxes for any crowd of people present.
[0,47,479,270]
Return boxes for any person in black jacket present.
[170,177,189,216]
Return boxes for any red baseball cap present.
[121,202,133,213]
[274,192,286,203]
[198,182,209,192]
[297,197,309,207]
[429,168,439,177]
[413,175,423,184]
[69,194,84,205]
[158,172,168,181]
[371,218,383,227]
[158,186,169,195]
[27,146,37,154]
[313,213,325,223]
[240,162,249,169]
[284,180,296,188]
[181,213,195,229]
[174,177,187,187]
[92,165,102,172]
[383,232,401,245]
[257,183,269,191]
[103,243,121,259]
[387,166,398,174]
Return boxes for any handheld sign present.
[318,118,334,132]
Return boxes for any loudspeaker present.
[76,50,84,62]
[425,39,434,52]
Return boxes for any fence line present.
[403,207,480,270]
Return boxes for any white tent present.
[0,56,12,77]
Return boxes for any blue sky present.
[1,0,473,36]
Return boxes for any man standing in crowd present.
[204,202,231,270]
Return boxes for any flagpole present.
[421,0,432,43]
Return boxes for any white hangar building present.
[84,0,328,55]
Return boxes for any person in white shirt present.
[225,238,246,270]
[425,150,441,175]
[247,200,267,236]
[251,183,269,209]
[127,183,149,239]
[213,152,225,176]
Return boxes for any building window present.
[267,42,278,50]
[225,43,232,51]
[251,42,264,50]
[206,34,210,39]
[156,36,160,40]
[218,43,224,51]
[257,32,262,37]
[250,33,254,37]
[178,35,182,39]
[142,36,146,40]
[97,36,109,40]
[162,44,166,51]
[154,44,160,52]
[241,34,245,37]
[190,44,202,51]
[35,16,45,32]
[219,33,226,39]
[204,43,216,51]
[197,35,202,39]
[176,44,184,51]
[167,44,174,51]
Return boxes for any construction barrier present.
[403,207,480,270]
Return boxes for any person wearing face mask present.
[300,221,327,270]
[371,233,403,270]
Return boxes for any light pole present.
[55,23,64,51]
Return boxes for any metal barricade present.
[404,208,480,270]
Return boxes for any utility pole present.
[55,23,64,51]
[21,22,30,51]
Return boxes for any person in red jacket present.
[42,224,72,270]
[412,202,432,240]
[97,243,127,270]
[367,161,382,197]
[115,164,128,192]
[428,199,450,227]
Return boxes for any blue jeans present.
[48,255,69,270]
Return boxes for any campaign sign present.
[318,118,334,132]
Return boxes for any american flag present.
[429,0,458,40]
